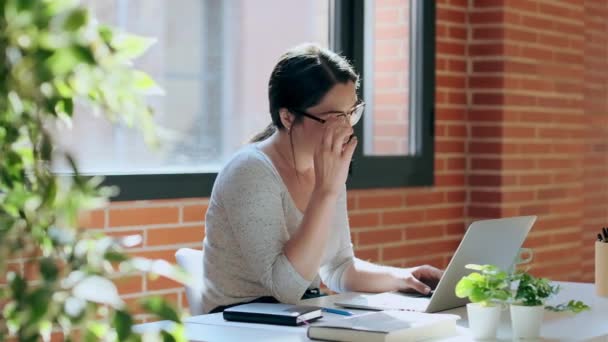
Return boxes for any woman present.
[201,43,442,314]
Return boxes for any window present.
[56,0,330,174]
[62,0,434,200]
[337,0,435,189]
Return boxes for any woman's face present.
[291,81,358,156]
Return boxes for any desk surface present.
[136,282,608,341]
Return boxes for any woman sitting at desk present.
[201,43,442,314]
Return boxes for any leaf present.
[9,272,26,302]
[28,288,52,322]
[98,25,113,45]
[64,296,86,317]
[54,98,74,117]
[104,250,130,263]
[455,278,472,298]
[72,275,124,308]
[45,46,95,75]
[39,257,59,282]
[140,296,180,322]
[465,264,484,271]
[112,33,156,60]
[133,71,163,94]
[64,8,88,31]
[113,309,134,341]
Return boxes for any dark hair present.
[250,43,359,143]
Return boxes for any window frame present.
[334,0,435,190]
[102,0,435,201]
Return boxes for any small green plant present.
[512,272,590,313]
[455,264,511,307]
[512,273,558,306]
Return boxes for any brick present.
[114,274,144,295]
[469,206,502,218]
[437,41,466,56]
[147,226,205,246]
[469,11,503,24]
[436,140,466,154]
[383,239,460,260]
[355,248,380,262]
[349,213,381,228]
[109,207,179,227]
[446,190,466,203]
[359,194,403,209]
[425,206,465,221]
[79,209,106,229]
[147,274,182,292]
[359,228,404,246]
[130,249,177,263]
[382,209,426,226]
[405,192,445,207]
[405,225,444,240]
[435,173,466,187]
[183,204,208,222]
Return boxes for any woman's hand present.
[399,265,444,295]
[313,117,357,196]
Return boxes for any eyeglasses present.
[291,101,365,126]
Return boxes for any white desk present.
[135,282,608,341]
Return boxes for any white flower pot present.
[466,303,502,340]
[510,304,544,339]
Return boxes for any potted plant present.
[510,272,590,339]
[455,264,511,339]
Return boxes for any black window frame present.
[103,0,435,201]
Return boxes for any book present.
[223,303,323,326]
[307,310,459,342]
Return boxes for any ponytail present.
[249,123,277,143]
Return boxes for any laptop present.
[335,216,537,313]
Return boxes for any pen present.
[599,233,604,242]
[322,307,353,316]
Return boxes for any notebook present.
[307,310,459,342]
[223,303,323,326]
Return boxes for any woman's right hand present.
[313,117,358,196]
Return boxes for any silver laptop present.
[335,216,537,313]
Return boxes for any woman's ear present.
[279,108,295,131]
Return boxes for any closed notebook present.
[307,310,459,342]
[223,303,322,326]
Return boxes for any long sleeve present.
[218,155,311,304]
[319,186,355,293]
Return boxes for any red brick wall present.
[4,0,607,319]
[582,0,608,281]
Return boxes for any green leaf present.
[113,309,134,341]
[455,278,472,298]
[64,8,88,31]
[112,33,156,60]
[9,273,27,302]
[140,296,180,322]
[28,288,52,322]
[133,71,160,92]
[104,250,129,263]
[45,46,95,75]
[55,98,74,117]
[39,257,59,282]
[98,25,114,45]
